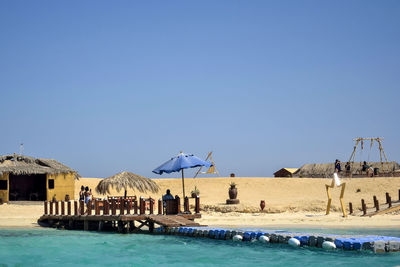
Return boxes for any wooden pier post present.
[104,200,109,215]
[133,200,138,214]
[149,198,154,214]
[375,199,380,211]
[55,201,59,215]
[88,200,92,215]
[61,201,65,215]
[112,199,116,215]
[120,199,125,215]
[80,200,84,215]
[158,199,162,215]
[49,201,53,215]
[184,197,189,213]
[361,199,367,216]
[95,201,100,215]
[140,198,145,215]
[388,196,392,208]
[74,201,78,215]
[126,199,131,215]
[386,192,390,204]
[195,196,200,214]
[44,201,48,215]
[67,201,71,215]
[373,196,377,208]
[176,196,181,214]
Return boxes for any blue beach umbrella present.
[153,152,212,199]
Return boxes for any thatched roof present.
[294,161,400,178]
[0,154,80,179]
[95,171,160,195]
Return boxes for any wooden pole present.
[61,201,65,215]
[373,195,377,207]
[184,197,189,213]
[80,200,84,215]
[87,200,92,215]
[375,199,380,211]
[55,201,59,215]
[111,199,116,215]
[49,201,53,215]
[120,199,125,215]
[95,201,100,215]
[398,189,400,201]
[104,200,109,215]
[388,196,392,208]
[158,199,162,215]
[74,201,78,215]
[339,183,347,217]
[386,192,390,204]
[133,200,138,214]
[140,198,145,215]
[325,185,332,215]
[361,199,366,215]
[126,199,131,214]
[181,169,186,199]
[176,196,181,214]
[149,198,154,214]
[195,196,200,214]
[349,202,353,214]
[67,201,71,215]
[44,201,48,215]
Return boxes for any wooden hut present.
[0,154,79,203]
[274,168,298,178]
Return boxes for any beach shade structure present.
[152,152,212,199]
[95,171,160,198]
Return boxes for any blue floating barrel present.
[243,232,252,241]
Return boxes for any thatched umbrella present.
[95,171,160,198]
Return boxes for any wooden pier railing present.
[43,196,201,217]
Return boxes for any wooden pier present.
[38,196,204,233]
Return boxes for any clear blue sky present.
[1,1,399,178]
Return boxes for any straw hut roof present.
[0,154,80,179]
[294,161,400,178]
[95,171,160,195]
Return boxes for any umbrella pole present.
[181,169,185,199]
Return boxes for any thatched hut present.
[274,168,298,178]
[0,154,79,203]
[293,161,400,178]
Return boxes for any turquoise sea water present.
[0,228,400,267]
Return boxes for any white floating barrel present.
[259,235,269,243]
[233,235,243,242]
[288,238,300,248]
[322,241,336,250]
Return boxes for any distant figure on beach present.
[162,189,174,203]
[79,186,85,201]
[84,186,91,205]
[362,161,373,177]
[334,159,341,173]
[345,162,351,176]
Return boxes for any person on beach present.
[362,161,373,177]
[334,159,341,173]
[79,186,85,201]
[162,189,174,212]
[84,186,91,205]
[345,162,351,176]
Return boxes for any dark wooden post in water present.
[133,200,138,214]
[149,198,154,214]
[55,201,59,215]
[80,200,84,215]
[348,202,353,215]
[373,196,377,208]
[375,199,380,212]
[184,197,189,213]
[49,201,53,215]
[67,201,71,215]
[176,196,181,214]
[388,196,392,208]
[386,192,390,204]
[61,201,65,215]
[112,200,116,215]
[195,196,200,214]
[44,201,48,215]
[361,199,367,215]
[74,201,78,215]
[158,199,162,215]
[87,200,92,215]
[104,200,109,215]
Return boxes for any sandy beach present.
[1,177,399,229]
